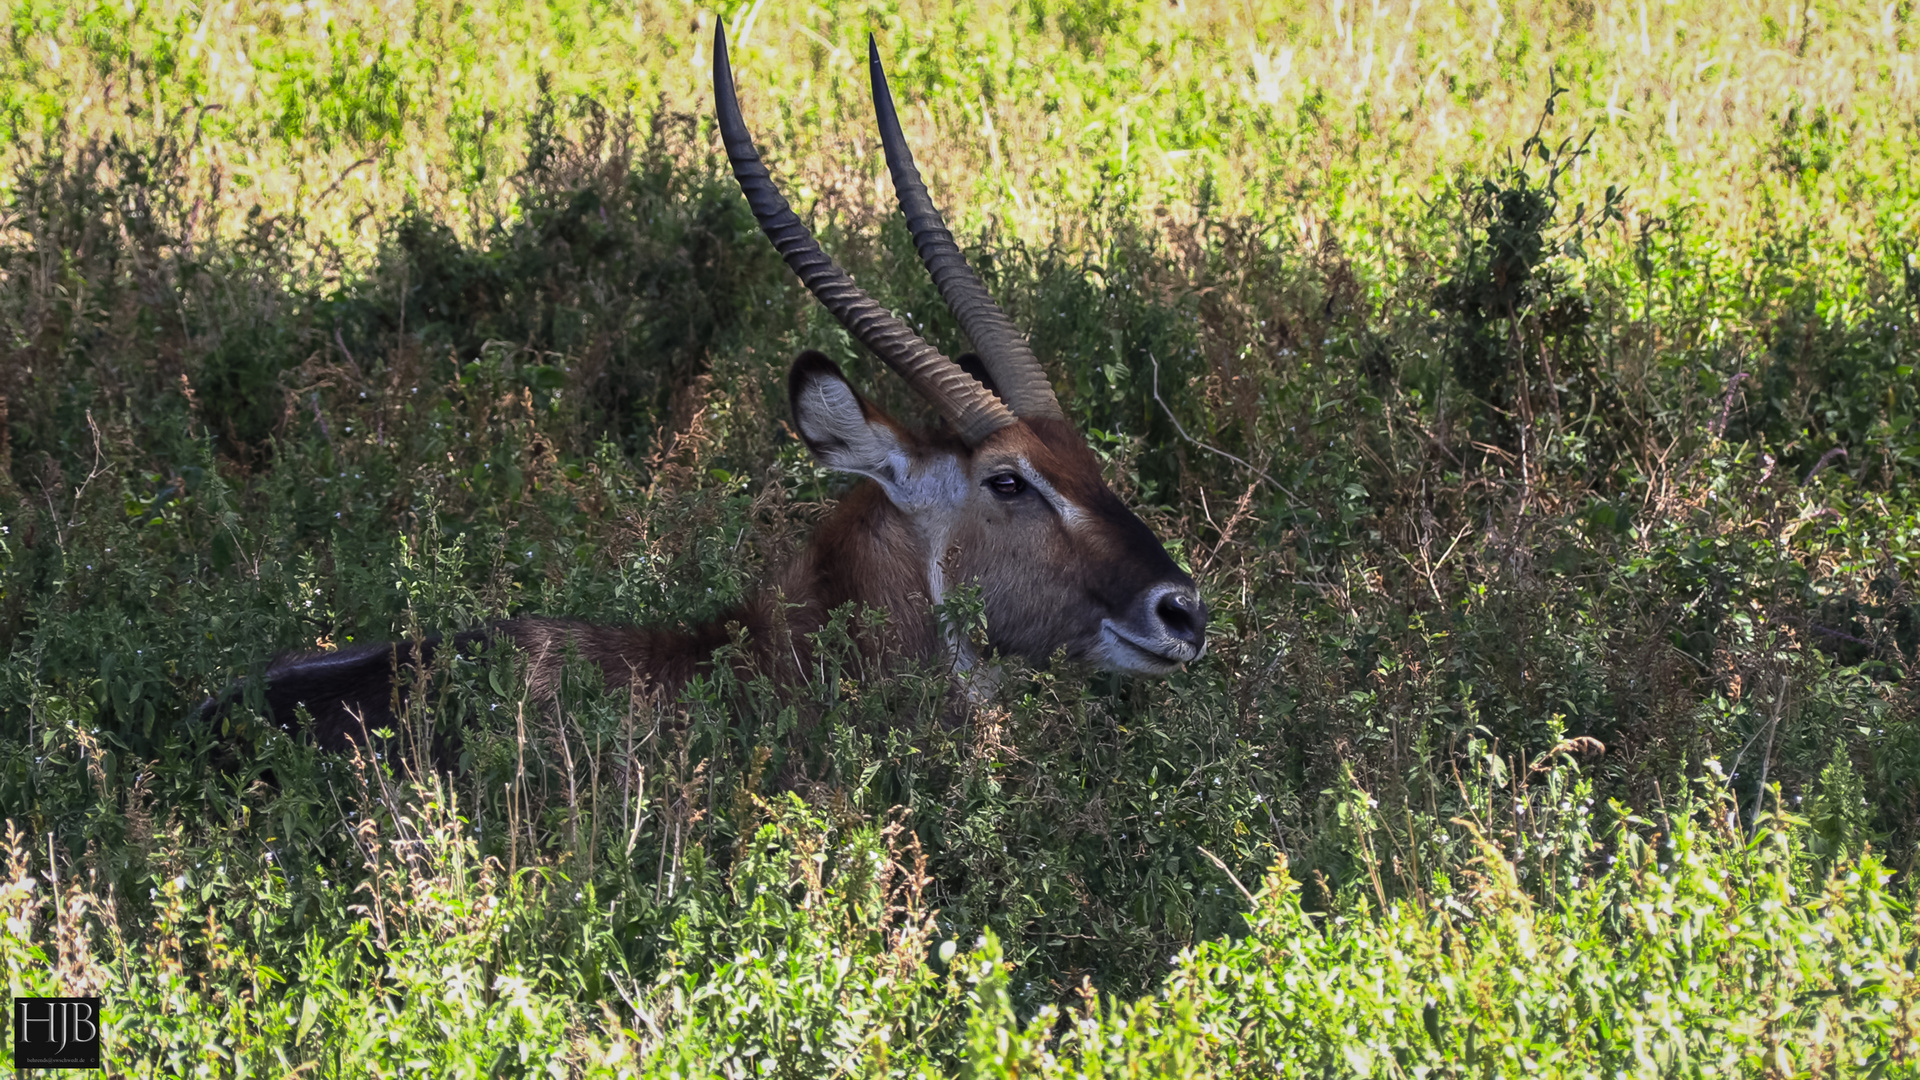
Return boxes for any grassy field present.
[3,0,1920,1074]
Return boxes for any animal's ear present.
[788,351,916,490]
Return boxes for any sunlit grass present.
[8,0,1914,275]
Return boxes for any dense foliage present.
[2,0,1918,1074]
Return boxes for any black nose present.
[1154,589,1206,646]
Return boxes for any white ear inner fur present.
[796,375,968,512]
[794,369,972,664]
[795,377,890,474]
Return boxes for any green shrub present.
[3,0,1918,1073]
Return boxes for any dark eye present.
[986,473,1028,498]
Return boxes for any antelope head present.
[717,28,1207,674]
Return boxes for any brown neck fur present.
[508,481,939,703]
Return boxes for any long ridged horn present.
[868,36,1063,420]
[714,26,1015,445]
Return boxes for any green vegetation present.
[3,0,1919,1074]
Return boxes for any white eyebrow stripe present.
[1014,458,1088,528]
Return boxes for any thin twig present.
[625,767,648,862]
[1801,447,1847,486]
[314,157,378,206]
[1750,677,1787,835]
[48,411,110,548]
[1148,353,1299,505]
[47,832,60,924]
[1197,845,1257,906]
[333,326,358,369]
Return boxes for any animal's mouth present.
[1098,620,1202,674]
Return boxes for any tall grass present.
[2,0,1918,1074]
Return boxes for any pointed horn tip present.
[712,23,732,94]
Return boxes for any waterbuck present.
[204,29,1206,753]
